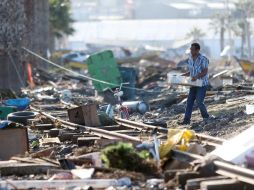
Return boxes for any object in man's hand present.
[191,77,197,81]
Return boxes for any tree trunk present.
[24,0,49,68]
[0,0,26,91]
[241,32,245,58]
[220,18,225,52]
[246,21,251,58]
[49,27,56,53]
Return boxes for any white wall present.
[67,19,254,59]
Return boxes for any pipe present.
[121,101,149,114]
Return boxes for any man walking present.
[179,43,213,125]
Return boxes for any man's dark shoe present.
[178,120,190,125]
[203,115,216,122]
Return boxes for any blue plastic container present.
[4,97,30,111]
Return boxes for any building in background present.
[71,0,236,21]
[67,0,252,59]
[71,0,134,21]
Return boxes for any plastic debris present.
[71,168,95,179]
[159,129,196,158]
[4,97,30,111]
[0,120,12,129]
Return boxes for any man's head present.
[190,43,200,57]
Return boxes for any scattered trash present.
[60,89,72,103]
[4,97,30,111]
[159,129,196,159]
[122,101,149,114]
[246,105,254,115]
[136,134,160,162]
[49,172,73,181]
[1,44,254,189]
[76,152,102,167]
[0,120,13,129]
[235,57,254,77]
[104,82,131,119]
[146,178,164,189]
[71,168,95,179]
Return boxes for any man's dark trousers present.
[184,86,209,122]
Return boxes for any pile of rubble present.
[0,48,254,189]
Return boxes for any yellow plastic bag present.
[159,129,196,159]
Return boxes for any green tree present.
[25,0,49,67]
[185,27,205,42]
[232,0,254,58]
[210,13,226,52]
[49,0,74,51]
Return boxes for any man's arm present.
[191,68,208,81]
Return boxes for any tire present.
[7,111,38,125]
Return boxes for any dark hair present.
[191,43,200,50]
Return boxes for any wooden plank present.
[176,171,201,189]
[99,125,126,131]
[40,137,60,145]
[59,132,80,142]
[0,179,120,189]
[30,147,56,158]
[72,134,98,144]
[32,124,54,130]
[186,176,228,190]
[77,137,101,147]
[200,179,243,190]
[48,128,60,137]
[0,163,59,176]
